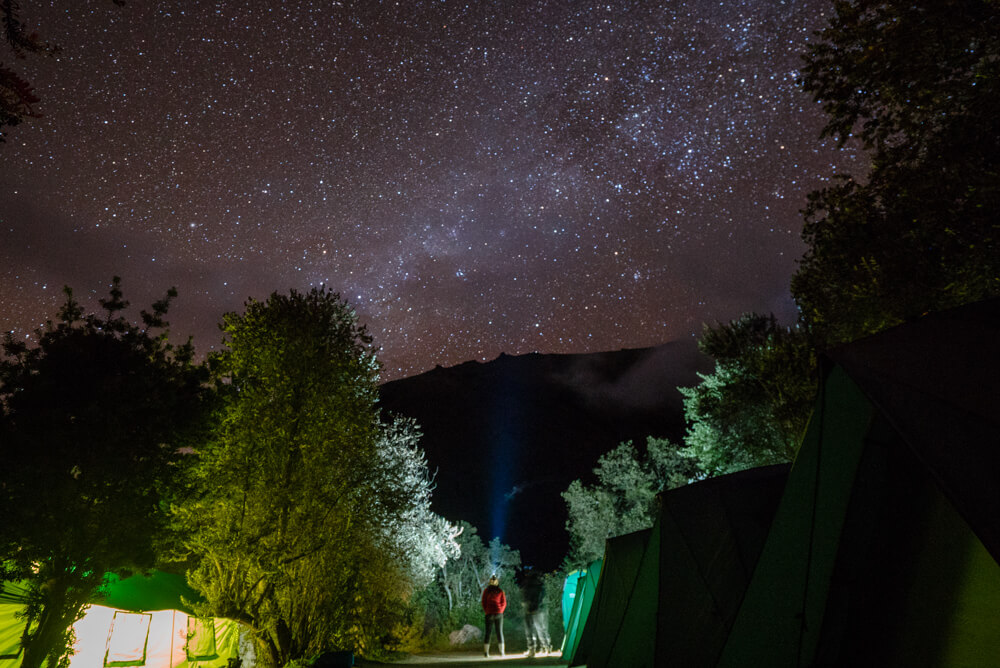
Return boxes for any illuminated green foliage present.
[171,288,453,665]
[680,314,816,475]
[562,437,701,567]
[437,522,519,614]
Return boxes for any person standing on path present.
[481,575,507,658]
[521,569,552,656]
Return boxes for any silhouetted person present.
[522,569,551,656]
[481,574,507,657]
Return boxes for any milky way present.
[0,0,860,379]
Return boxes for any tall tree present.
[0,279,210,668]
[793,0,1000,346]
[172,288,449,665]
[562,437,701,567]
[679,314,816,475]
[677,2,998,479]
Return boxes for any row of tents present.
[561,298,1000,666]
[1,571,246,667]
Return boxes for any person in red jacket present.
[481,575,507,657]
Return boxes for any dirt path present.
[358,650,569,667]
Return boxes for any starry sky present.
[1,0,860,380]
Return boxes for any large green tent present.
[1,571,244,668]
[719,298,1000,667]
[567,463,789,668]
[569,528,651,667]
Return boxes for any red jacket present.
[481,584,507,614]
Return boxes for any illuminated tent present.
[1,571,244,668]
[560,559,601,662]
[560,569,584,630]
[567,464,788,668]
[719,298,1000,667]
[0,582,30,665]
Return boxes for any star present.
[0,0,860,379]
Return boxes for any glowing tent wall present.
[0,582,30,665]
[67,606,240,668]
[0,573,243,668]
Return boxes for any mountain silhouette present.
[378,340,709,570]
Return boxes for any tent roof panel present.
[828,298,1000,562]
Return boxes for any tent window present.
[186,617,217,660]
[0,614,30,659]
[104,611,151,667]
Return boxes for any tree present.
[436,521,519,613]
[370,415,460,589]
[1,0,124,141]
[793,0,1000,346]
[1,2,47,139]
[171,287,449,665]
[671,2,998,486]
[414,529,523,654]
[681,2,999,480]
[562,437,701,567]
[679,314,816,476]
[0,278,210,668]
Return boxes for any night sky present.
[1,0,860,380]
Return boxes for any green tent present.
[561,559,601,662]
[567,464,789,668]
[1,571,243,668]
[719,298,1000,667]
[561,569,584,631]
[569,528,651,667]
[653,463,788,666]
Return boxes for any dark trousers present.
[484,613,504,645]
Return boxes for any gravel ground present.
[358,650,569,667]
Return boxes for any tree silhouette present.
[793,0,1000,346]
[0,278,210,668]
[1,0,124,141]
